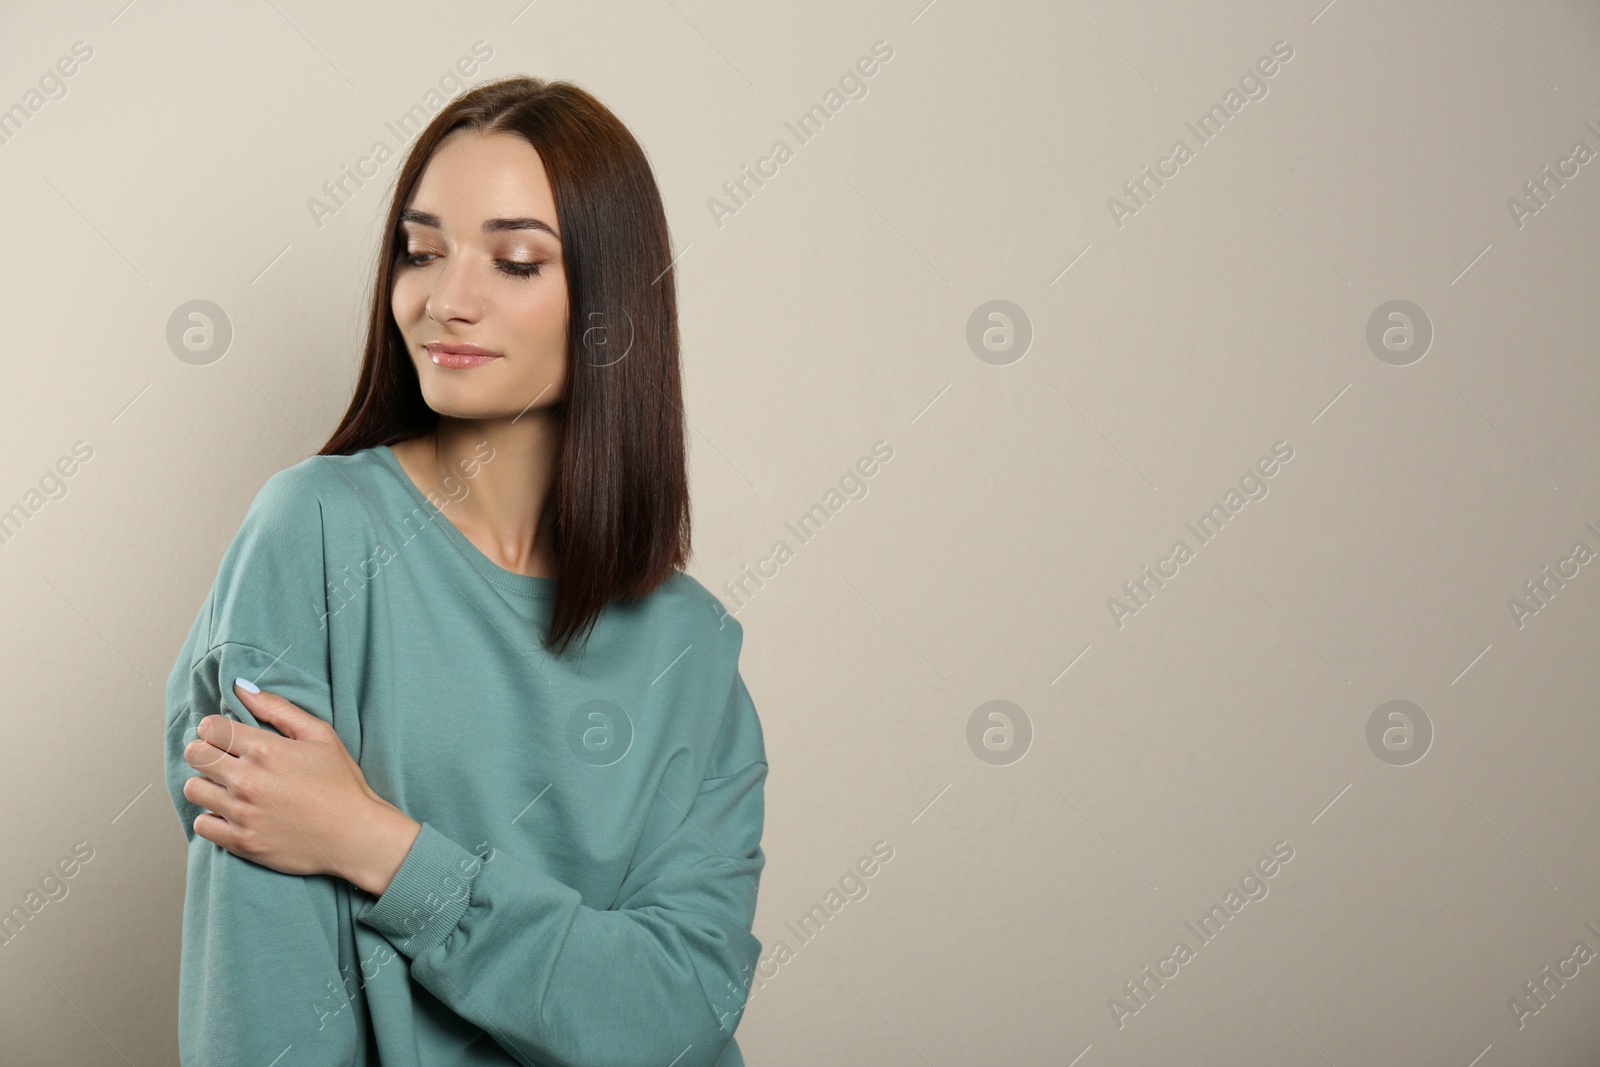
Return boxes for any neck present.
[417,414,563,577]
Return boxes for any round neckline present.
[373,443,556,599]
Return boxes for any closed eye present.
[399,252,543,278]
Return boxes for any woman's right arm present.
[163,466,361,1065]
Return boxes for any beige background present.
[3,0,1600,1063]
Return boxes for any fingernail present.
[234,677,260,694]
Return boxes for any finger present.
[234,679,324,742]
[198,709,263,758]
[182,772,230,816]
[184,735,239,779]
[193,811,237,851]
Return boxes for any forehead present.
[405,129,557,230]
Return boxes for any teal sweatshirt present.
[162,444,767,1067]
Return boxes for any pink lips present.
[426,342,501,369]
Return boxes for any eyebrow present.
[399,208,559,240]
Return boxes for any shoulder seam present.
[186,639,331,684]
[702,760,768,784]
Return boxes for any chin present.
[417,384,503,418]
[419,387,565,421]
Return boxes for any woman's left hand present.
[181,679,419,894]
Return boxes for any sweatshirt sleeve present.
[163,466,360,1066]
[354,667,769,1067]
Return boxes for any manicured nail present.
[234,677,260,694]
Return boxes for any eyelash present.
[399,252,543,278]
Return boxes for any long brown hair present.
[319,75,690,657]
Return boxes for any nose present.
[424,252,484,325]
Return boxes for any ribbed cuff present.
[355,821,481,958]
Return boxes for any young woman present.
[162,76,767,1067]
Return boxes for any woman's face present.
[391,129,568,418]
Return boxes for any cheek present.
[514,290,568,348]
[391,276,426,324]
